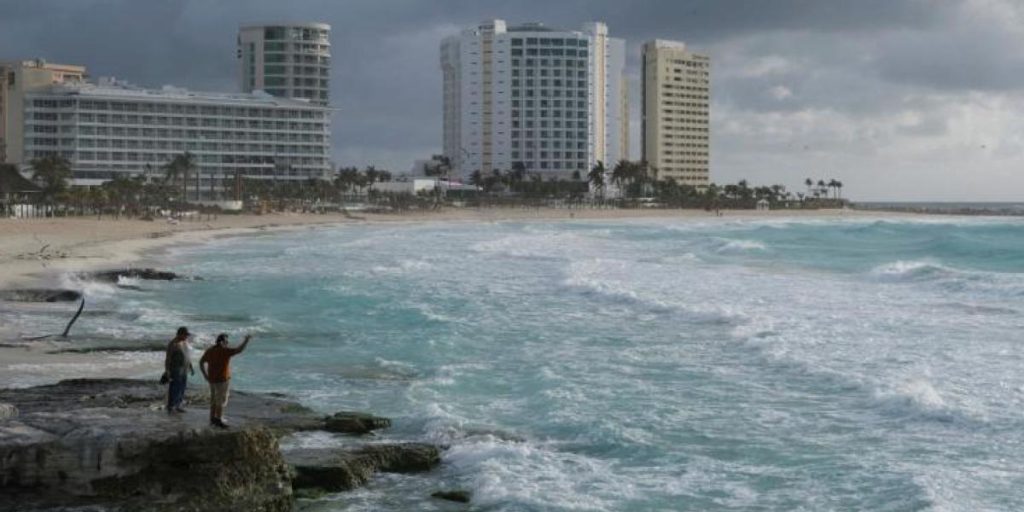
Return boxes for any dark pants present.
[167,374,187,410]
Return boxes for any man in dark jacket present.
[163,326,194,413]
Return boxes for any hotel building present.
[641,39,710,186]
[0,60,331,194]
[441,20,628,178]
[238,23,332,106]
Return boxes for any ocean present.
[6,216,1024,511]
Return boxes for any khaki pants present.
[210,380,230,409]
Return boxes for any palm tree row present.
[803,177,844,200]
[15,152,845,215]
[335,165,394,196]
[467,164,588,200]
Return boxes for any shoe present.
[211,418,229,429]
[174,407,187,413]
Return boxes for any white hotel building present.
[441,20,628,178]
[1,21,334,197]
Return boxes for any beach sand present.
[0,206,904,386]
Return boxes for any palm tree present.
[469,170,483,189]
[588,161,606,199]
[163,152,196,203]
[363,166,379,193]
[737,179,753,203]
[335,167,360,197]
[703,183,721,210]
[804,178,813,196]
[30,155,73,204]
[817,179,827,199]
[835,180,843,200]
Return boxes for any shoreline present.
[0,206,926,387]
[0,207,910,290]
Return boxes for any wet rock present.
[0,288,81,302]
[85,268,186,283]
[47,341,168,354]
[287,443,441,492]
[323,411,391,435]
[432,490,471,503]
[0,403,16,419]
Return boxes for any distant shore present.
[852,203,1024,216]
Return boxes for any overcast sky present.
[1,0,1021,200]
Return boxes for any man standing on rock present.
[199,333,252,428]
[163,326,194,413]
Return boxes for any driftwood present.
[22,298,85,341]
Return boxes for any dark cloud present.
[0,0,1021,199]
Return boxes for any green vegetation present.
[2,153,847,217]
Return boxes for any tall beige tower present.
[0,59,87,164]
[238,23,331,106]
[642,40,710,186]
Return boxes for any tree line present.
[6,153,846,217]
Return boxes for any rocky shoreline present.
[0,379,449,511]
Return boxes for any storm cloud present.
[1,0,1020,200]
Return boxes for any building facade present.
[641,39,710,186]
[441,20,627,178]
[238,23,331,106]
[0,60,87,164]
[5,77,331,195]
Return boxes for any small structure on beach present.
[756,198,770,211]
[0,164,41,217]
[0,164,40,198]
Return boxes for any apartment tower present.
[641,39,710,186]
[441,20,627,178]
[238,23,331,106]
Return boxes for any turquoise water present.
[15,216,1024,510]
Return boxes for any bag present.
[159,372,169,385]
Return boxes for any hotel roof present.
[28,80,328,109]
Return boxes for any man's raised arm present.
[236,334,253,354]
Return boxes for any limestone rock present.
[0,288,82,302]
[323,411,391,435]
[0,379,325,511]
[85,268,185,283]
[287,443,441,492]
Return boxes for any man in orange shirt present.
[199,333,252,428]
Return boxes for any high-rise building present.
[238,23,331,106]
[441,20,627,178]
[0,60,87,164]
[642,39,710,186]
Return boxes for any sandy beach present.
[0,206,905,387]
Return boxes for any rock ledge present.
[0,379,440,511]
